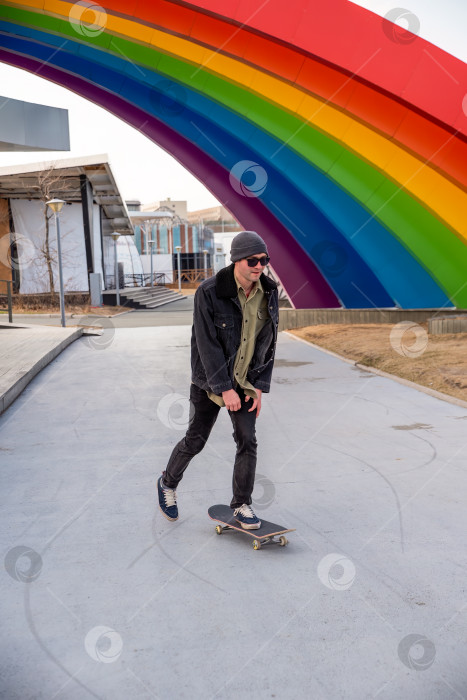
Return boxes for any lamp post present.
[148,238,155,287]
[111,232,120,306]
[46,198,66,328]
[203,248,208,280]
[175,245,182,293]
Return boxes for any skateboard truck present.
[209,504,294,550]
[215,524,289,549]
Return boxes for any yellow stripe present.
[7,0,467,237]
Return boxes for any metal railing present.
[0,279,13,322]
[123,272,169,287]
[122,269,213,288]
[174,268,213,283]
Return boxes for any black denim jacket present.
[191,263,279,395]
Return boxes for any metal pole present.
[176,247,181,293]
[150,234,154,288]
[55,212,66,327]
[7,280,12,323]
[114,236,120,306]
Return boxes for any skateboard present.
[208,504,295,550]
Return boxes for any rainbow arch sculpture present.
[0,0,466,308]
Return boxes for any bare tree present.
[18,163,78,299]
[34,164,69,294]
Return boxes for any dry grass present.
[289,324,467,402]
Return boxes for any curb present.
[0,327,84,415]
[70,308,135,318]
[7,308,135,319]
[282,330,467,410]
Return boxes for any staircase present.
[118,286,187,309]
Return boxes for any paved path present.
[8,295,195,328]
[1,327,466,699]
[0,322,83,414]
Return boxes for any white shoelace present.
[234,504,255,519]
[163,487,177,508]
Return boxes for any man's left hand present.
[245,389,262,417]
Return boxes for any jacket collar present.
[215,263,277,299]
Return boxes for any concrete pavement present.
[1,324,467,699]
[0,321,83,415]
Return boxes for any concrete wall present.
[429,316,467,334]
[278,308,461,331]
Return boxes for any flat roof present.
[0,154,133,235]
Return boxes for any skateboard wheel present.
[215,525,222,535]
[279,536,288,546]
[252,539,261,550]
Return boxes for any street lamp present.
[148,237,155,287]
[175,245,182,293]
[46,198,66,328]
[111,232,120,306]
[203,248,209,280]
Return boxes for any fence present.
[124,268,213,289]
[278,307,464,332]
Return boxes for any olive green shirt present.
[208,273,269,407]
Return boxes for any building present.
[187,205,242,234]
[129,205,215,284]
[0,155,138,297]
[141,197,187,220]
[0,94,69,153]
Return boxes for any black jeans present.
[163,383,257,508]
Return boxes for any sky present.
[0,64,221,212]
[0,1,464,211]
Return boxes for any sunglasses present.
[245,256,270,267]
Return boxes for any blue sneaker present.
[157,476,178,521]
[233,504,261,530]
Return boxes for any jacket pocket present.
[214,313,234,330]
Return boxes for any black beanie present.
[230,231,268,262]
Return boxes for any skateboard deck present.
[208,504,295,550]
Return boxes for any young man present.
[157,230,279,529]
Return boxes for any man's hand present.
[222,388,241,412]
[245,388,262,417]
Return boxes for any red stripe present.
[99,0,467,187]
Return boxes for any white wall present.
[10,199,89,293]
